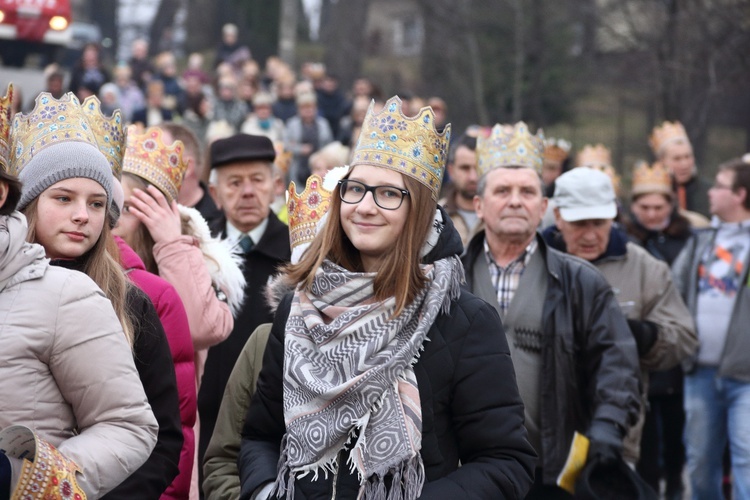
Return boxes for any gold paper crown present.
[351,95,450,202]
[82,95,126,178]
[123,126,187,203]
[0,84,12,173]
[631,160,672,198]
[10,92,124,177]
[576,144,612,169]
[287,174,332,255]
[649,121,689,156]
[543,137,571,163]
[0,425,86,500]
[476,122,545,176]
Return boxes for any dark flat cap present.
[210,133,276,169]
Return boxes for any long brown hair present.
[284,168,436,315]
[121,173,158,274]
[24,197,136,347]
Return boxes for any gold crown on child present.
[123,126,187,203]
[649,121,689,156]
[351,95,450,202]
[0,84,13,173]
[10,92,125,177]
[476,122,545,177]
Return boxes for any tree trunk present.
[320,0,371,90]
[184,0,220,54]
[148,0,182,56]
[279,0,299,68]
[511,0,525,122]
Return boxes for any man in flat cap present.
[198,133,291,478]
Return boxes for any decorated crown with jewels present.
[351,95,450,202]
[0,84,12,173]
[10,92,124,176]
[649,121,689,156]
[123,126,187,203]
[287,174,332,260]
[476,122,545,177]
[631,160,672,198]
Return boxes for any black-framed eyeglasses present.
[338,179,410,210]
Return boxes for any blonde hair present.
[284,170,435,316]
[24,197,136,347]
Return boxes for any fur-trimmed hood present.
[178,204,246,317]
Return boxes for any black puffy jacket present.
[238,212,536,499]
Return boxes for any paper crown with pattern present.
[543,137,571,163]
[10,92,125,177]
[649,121,689,156]
[350,95,450,202]
[0,425,86,500]
[287,174,332,261]
[631,160,672,198]
[0,84,12,173]
[123,126,187,203]
[476,122,545,176]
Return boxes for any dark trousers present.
[637,392,685,494]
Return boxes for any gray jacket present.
[672,226,750,381]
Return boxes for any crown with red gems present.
[287,174,332,262]
[649,121,689,156]
[10,92,124,177]
[543,137,571,163]
[351,95,451,202]
[0,425,86,500]
[0,84,12,173]
[631,160,672,198]
[476,122,545,176]
[123,126,187,203]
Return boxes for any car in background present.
[0,0,72,67]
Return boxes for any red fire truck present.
[0,0,72,66]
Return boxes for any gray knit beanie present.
[17,141,114,211]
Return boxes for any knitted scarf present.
[275,256,463,500]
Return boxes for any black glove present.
[0,452,10,500]
[587,420,624,466]
[627,319,658,357]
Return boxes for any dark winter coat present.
[462,231,641,485]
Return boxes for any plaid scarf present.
[275,256,463,500]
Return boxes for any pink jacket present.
[153,235,234,381]
[116,237,197,499]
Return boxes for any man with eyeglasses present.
[672,155,750,498]
[461,123,641,498]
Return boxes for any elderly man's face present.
[554,213,613,261]
[662,141,695,185]
[210,162,274,233]
[475,167,547,244]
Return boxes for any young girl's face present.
[112,175,143,248]
[34,178,107,260]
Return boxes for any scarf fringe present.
[358,454,425,500]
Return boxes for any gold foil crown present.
[649,121,689,156]
[631,161,672,198]
[0,84,12,173]
[10,92,124,177]
[576,144,612,169]
[544,137,571,163]
[287,174,333,258]
[351,95,450,202]
[123,126,187,203]
[476,122,545,176]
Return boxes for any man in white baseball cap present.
[543,166,697,473]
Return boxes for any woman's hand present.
[128,185,182,244]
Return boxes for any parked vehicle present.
[0,0,72,67]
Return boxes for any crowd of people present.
[1,26,749,500]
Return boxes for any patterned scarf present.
[275,256,463,500]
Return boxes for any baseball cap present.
[553,167,617,222]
